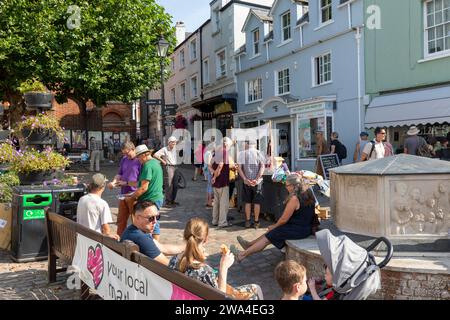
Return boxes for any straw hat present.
[135,144,151,157]
[407,126,420,136]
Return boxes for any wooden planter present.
[0,203,12,250]
[23,92,52,109]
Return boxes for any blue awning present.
[365,85,450,128]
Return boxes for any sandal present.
[229,245,242,263]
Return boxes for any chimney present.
[175,21,186,46]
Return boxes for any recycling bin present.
[50,184,86,221]
[11,186,53,262]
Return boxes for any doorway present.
[274,120,293,170]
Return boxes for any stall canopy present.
[365,85,450,128]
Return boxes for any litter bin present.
[11,186,53,262]
[51,184,86,221]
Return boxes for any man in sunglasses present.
[120,201,185,266]
[360,127,393,161]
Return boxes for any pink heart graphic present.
[171,284,202,300]
[87,244,104,289]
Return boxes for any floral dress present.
[168,255,261,300]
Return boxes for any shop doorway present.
[274,120,293,170]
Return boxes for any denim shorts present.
[152,199,164,235]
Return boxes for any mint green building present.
[364,0,450,152]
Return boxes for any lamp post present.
[156,36,169,141]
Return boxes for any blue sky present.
[156,0,212,32]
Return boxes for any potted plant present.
[0,141,16,171]
[174,114,188,129]
[17,79,52,109]
[15,112,64,144]
[0,171,20,250]
[10,147,70,184]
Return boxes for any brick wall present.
[286,246,450,300]
[51,100,136,141]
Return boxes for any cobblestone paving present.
[0,163,285,300]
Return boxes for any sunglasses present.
[140,214,160,223]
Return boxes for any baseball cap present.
[360,131,369,137]
[90,173,108,188]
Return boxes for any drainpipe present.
[355,26,362,134]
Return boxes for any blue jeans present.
[152,199,164,235]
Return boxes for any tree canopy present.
[0,0,175,109]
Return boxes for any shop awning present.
[365,85,450,128]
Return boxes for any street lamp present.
[156,36,169,141]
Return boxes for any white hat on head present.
[407,126,420,136]
[135,144,151,157]
[168,136,178,143]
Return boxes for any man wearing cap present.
[404,126,427,155]
[237,140,265,229]
[126,145,164,240]
[77,174,119,240]
[153,136,180,206]
[353,131,369,162]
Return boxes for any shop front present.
[192,94,237,141]
[289,99,335,172]
[365,85,450,155]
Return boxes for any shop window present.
[298,116,332,158]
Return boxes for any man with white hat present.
[126,144,164,240]
[404,126,427,155]
[153,136,180,207]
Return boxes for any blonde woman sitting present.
[168,217,263,300]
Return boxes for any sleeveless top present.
[288,204,315,228]
[211,150,229,188]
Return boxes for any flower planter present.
[23,92,53,109]
[18,171,53,185]
[21,129,55,145]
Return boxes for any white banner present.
[71,234,201,300]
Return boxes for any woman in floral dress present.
[168,217,263,300]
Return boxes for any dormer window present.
[281,11,291,42]
[252,28,260,56]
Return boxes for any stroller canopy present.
[316,229,381,300]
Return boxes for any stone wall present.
[286,245,450,300]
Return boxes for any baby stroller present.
[316,229,393,300]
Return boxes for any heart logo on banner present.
[87,244,104,289]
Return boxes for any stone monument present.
[330,154,450,239]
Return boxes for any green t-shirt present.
[138,159,164,202]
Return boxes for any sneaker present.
[218,222,233,229]
[244,220,252,228]
[237,236,250,250]
[254,221,260,229]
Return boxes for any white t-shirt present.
[76,193,113,233]
[154,146,178,165]
[362,140,385,160]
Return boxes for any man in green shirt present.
[126,145,164,240]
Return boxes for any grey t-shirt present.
[404,136,424,155]
[76,194,113,233]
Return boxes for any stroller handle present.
[365,237,393,269]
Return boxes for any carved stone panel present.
[389,179,450,236]
[334,175,381,236]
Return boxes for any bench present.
[45,210,228,300]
